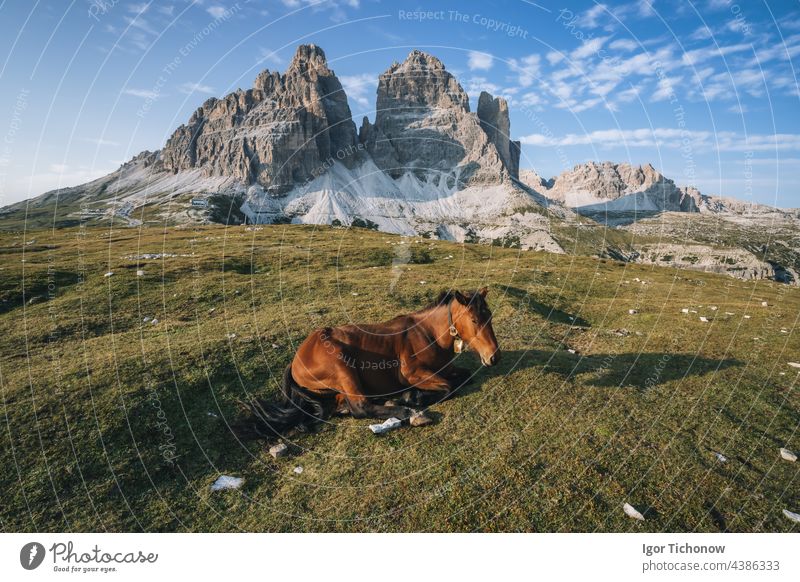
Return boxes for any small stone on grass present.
[210,475,243,491]
[269,443,289,458]
[623,503,645,521]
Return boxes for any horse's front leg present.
[401,364,457,406]
[334,370,417,421]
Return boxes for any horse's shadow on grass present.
[455,348,741,394]
[500,285,591,328]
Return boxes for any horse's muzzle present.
[483,350,501,367]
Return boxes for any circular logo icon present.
[20,542,46,570]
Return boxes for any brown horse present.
[239,288,500,438]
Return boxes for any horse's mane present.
[422,289,486,311]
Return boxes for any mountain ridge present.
[1,44,798,285]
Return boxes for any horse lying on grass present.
[237,288,501,439]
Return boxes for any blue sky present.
[1,0,799,207]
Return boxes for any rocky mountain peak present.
[477,92,520,179]
[522,161,697,215]
[376,50,469,115]
[287,43,329,72]
[392,49,448,73]
[363,51,518,184]
[160,43,357,195]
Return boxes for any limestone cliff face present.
[477,91,520,179]
[160,47,521,194]
[161,44,358,195]
[361,50,519,184]
[534,161,698,212]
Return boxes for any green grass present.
[0,223,797,532]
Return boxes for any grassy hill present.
[0,223,797,532]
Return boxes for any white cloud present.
[609,38,637,51]
[340,73,376,110]
[636,1,656,18]
[464,78,517,102]
[122,88,159,99]
[706,0,731,10]
[573,1,654,31]
[508,54,541,87]
[689,25,714,41]
[123,15,158,36]
[467,51,493,71]
[572,36,609,60]
[206,5,230,19]
[127,3,150,14]
[576,4,608,28]
[257,47,284,68]
[616,84,643,103]
[519,92,543,107]
[82,138,120,146]
[281,0,360,18]
[681,42,752,66]
[179,82,215,95]
[520,128,800,152]
[651,75,680,101]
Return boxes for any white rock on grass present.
[762,301,768,307]
[743,315,751,319]
[104,272,114,277]
[699,316,709,323]
[293,466,304,475]
[210,475,243,491]
[783,509,800,523]
[269,443,289,458]
[788,362,800,369]
[681,308,689,313]
[136,270,145,277]
[710,306,718,311]
[369,417,402,434]
[780,448,797,462]
[623,503,645,521]
[628,309,638,315]
[714,452,728,463]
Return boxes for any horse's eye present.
[471,317,478,324]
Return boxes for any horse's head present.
[449,287,501,367]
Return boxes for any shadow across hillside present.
[457,348,741,393]
[501,285,591,328]
[93,346,741,524]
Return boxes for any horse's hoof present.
[409,411,434,427]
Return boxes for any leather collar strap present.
[447,299,460,339]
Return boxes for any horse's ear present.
[478,286,489,297]
[454,291,468,305]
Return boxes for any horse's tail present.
[235,365,327,440]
